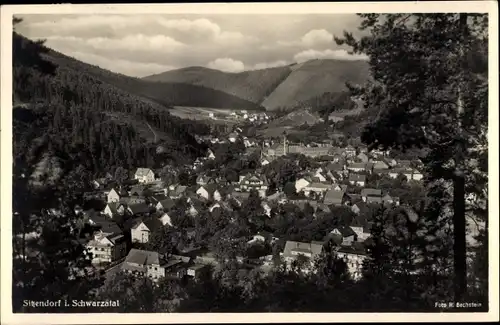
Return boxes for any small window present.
[154,267,157,271]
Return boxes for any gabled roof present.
[335,226,357,238]
[348,162,367,169]
[198,183,219,195]
[151,194,168,203]
[105,202,119,215]
[305,183,331,189]
[282,241,324,258]
[124,248,160,266]
[135,168,153,177]
[366,196,383,204]
[157,198,175,210]
[323,189,346,205]
[349,174,367,182]
[128,203,150,215]
[326,163,344,172]
[337,242,367,255]
[361,188,382,197]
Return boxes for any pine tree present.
[335,13,488,302]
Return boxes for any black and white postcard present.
[1,2,498,323]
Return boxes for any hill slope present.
[143,66,292,105]
[144,59,369,111]
[45,51,264,111]
[13,33,209,184]
[261,59,370,111]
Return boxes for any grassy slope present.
[261,59,370,111]
[143,66,293,105]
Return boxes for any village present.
[74,126,426,285]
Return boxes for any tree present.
[283,181,297,197]
[336,13,488,301]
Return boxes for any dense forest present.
[13,32,213,181]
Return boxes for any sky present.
[16,14,368,78]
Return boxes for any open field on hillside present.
[170,106,240,124]
[257,126,307,138]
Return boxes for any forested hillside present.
[43,50,264,111]
[13,32,209,182]
[144,66,292,105]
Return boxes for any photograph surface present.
[1,2,498,323]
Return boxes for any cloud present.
[17,14,364,76]
[65,50,177,77]
[207,58,245,73]
[293,49,369,62]
[252,60,289,70]
[301,29,333,47]
[85,34,185,51]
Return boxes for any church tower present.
[283,133,289,156]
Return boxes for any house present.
[122,249,188,281]
[348,174,367,187]
[412,169,424,181]
[229,191,250,206]
[92,178,109,190]
[328,112,345,123]
[357,152,369,163]
[159,212,174,227]
[207,149,216,160]
[196,175,214,186]
[120,196,146,206]
[303,183,332,198]
[261,158,270,166]
[347,163,367,173]
[281,241,325,270]
[129,185,147,197]
[360,188,382,202]
[86,231,127,265]
[127,203,151,216]
[103,202,125,219]
[156,198,175,212]
[295,177,311,193]
[388,168,405,179]
[366,196,383,204]
[314,170,328,182]
[228,132,238,143]
[336,243,368,280]
[382,194,400,205]
[351,201,370,215]
[107,187,128,203]
[134,168,155,184]
[196,184,222,201]
[261,201,273,217]
[187,198,205,217]
[345,145,357,157]
[239,174,269,198]
[396,160,413,169]
[187,263,209,278]
[323,188,347,206]
[247,231,276,244]
[131,218,162,243]
[169,185,187,199]
[372,160,390,170]
[330,226,357,246]
[150,194,168,204]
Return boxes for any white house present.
[103,202,125,219]
[336,245,368,280]
[107,188,127,203]
[295,177,311,193]
[134,168,155,184]
[159,213,173,227]
[196,185,222,201]
[207,149,216,160]
[86,231,127,265]
[131,219,161,243]
[314,171,328,183]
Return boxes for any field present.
[169,106,241,125]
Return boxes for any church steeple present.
[283,131,289,155]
